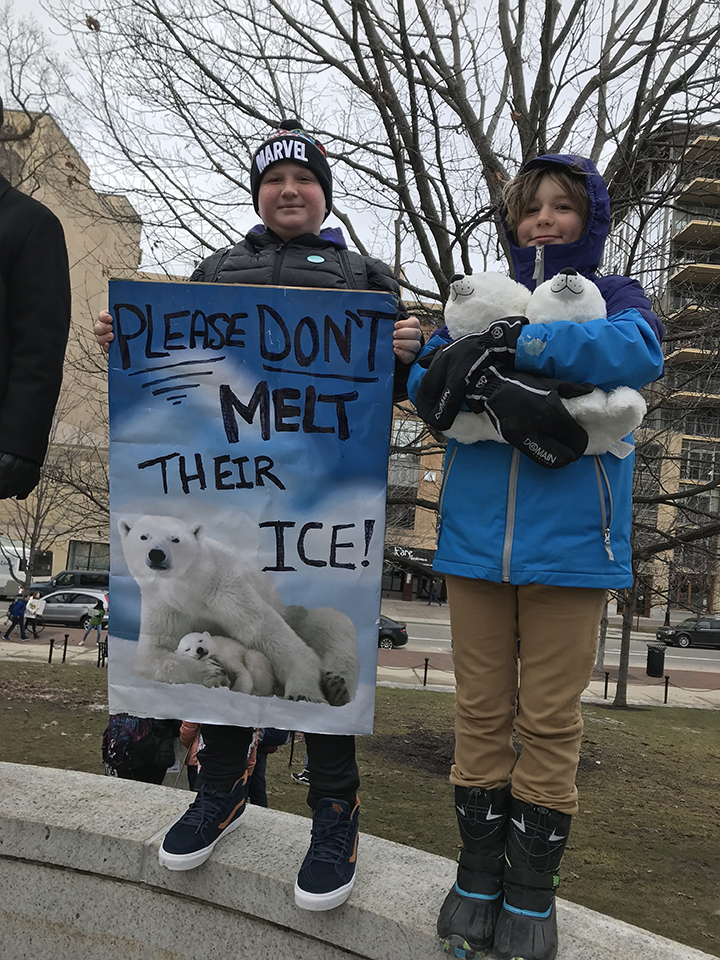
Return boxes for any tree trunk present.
[613,581,638,708]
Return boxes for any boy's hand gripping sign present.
[108,280,396,734]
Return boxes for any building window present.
[67,541,110,571]
[665,368,720,397]
[683,409,720,438]
[387,418,422,529]
[680,438,720,483]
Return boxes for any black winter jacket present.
[0,174,71,464]
[190,226,412,400]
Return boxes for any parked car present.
[378,615,408,649]
[40,589,109,630]
[30,569,110,597]
[656,616,720,649]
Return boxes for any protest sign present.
[108,279,396,735]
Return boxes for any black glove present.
[0,452,41,499]
[415,318,528,431]
[469,366,594,469]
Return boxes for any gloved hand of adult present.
[415,317,528,431]
[468,366,595,469]
[0,452,41,499]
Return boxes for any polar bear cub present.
[176,631,278,697]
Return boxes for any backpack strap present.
[338,248,369,291]
[202,245,233,283]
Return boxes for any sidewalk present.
[2,611,719,709]
[379,597,720,709]
[381,595,678,635]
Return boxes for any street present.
[403,622,720,673]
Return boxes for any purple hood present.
[502,154,611,290]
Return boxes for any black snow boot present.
[493,797,572,960]
[437,783,511,959]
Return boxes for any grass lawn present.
[1,661,718,955]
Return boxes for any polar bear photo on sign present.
[176,631,278,696]
[442,269,647,457]
[118,515,359,707]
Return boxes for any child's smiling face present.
[516,174,586,248]
[258,160,327,241]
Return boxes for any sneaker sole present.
[158,814,244,871]
[294,873,356,911]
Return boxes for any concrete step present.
[0,762,715,960]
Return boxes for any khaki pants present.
[447,575,606,815]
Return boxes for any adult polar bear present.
[118,515,359,705]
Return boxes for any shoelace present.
[183,786,235,834]
[308,813,352,864]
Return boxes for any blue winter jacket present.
[407,155,665,589]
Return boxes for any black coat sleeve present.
[365,256,416,402]
[0,205,71,464]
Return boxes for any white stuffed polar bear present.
[443,270,646,458]
[118,515,358,705]
[176,631,278,696]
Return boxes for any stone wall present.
[0,763,713,960]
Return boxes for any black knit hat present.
[250,119,332,217]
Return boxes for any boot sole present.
[440,933,492,959]
[158,814,244,871]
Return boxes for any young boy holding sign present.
[96,120,421,911]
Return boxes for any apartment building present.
[614,132,720,616]
[649,134,720,614]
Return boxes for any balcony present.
[664,332,720,361]
[683,136,720,164]
[670,262,720,287]
[669,292,720,314]
[676,178,720,209]
[663,367,720,397]
[673,220,720,246]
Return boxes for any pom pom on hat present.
[250,119,333,216]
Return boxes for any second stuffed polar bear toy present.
[443,269,646,458]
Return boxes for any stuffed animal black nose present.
[558,267,578,276]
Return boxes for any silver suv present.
[40,589,108,629]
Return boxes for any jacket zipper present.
[271,243,286,285]
[437,446,457,526]
[532,245,544,286]
[502,449,520,582]
[593,455,615,561]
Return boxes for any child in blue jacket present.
[408,155,664,960]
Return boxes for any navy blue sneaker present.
[159,773,247,871]
[294,797,360,911]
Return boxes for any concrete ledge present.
[0,763,713,960]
